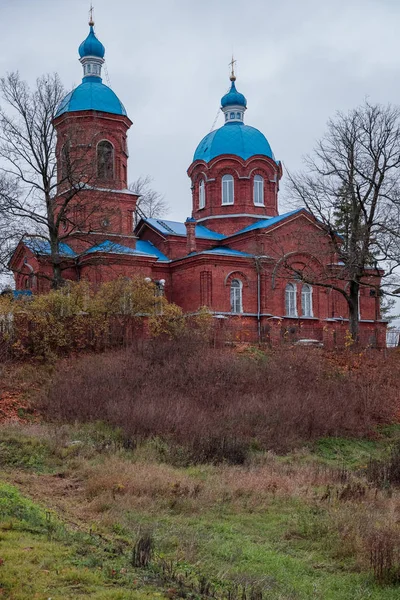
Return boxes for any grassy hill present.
[1,344,400,599]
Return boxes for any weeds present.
[131,532,154,568]
[41,342,399,457]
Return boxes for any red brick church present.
[9,20,386,346]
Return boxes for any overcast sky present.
[2,0,400,220]
[1,0,400,317]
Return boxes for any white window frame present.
[222,174,234,205]
[230,279,243,314]
[285,283,297,317]
[301,284,313,317]
[199,180,205,209]
[253,175,264,206]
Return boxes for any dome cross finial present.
[229,55,237,81]
[89,2,95,26]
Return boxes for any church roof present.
[232,209,304,235]
[196,247,253,257]
[24,238,76,257]
[142,218,225,240]
[55,81,127,118]
[193,123,275,163]
[85,240,169,261]
[22,238,169,262]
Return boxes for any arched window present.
[97,140,114,181]
[61,142,70,181]
[199,180,206,209]
[222,174,234,205]
[230,279,243,314]
[301,284,313,317]
[253,175,264,205]
[285,283,297,317]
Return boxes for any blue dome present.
[55,80,127,117]
[193,122,274,163]
[221,80,247,108]
[78,26,105,59]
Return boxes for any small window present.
[199,180,206,209]
[230,112,235,119]
[230,279,243,314]
[97,140,114,181]
[236,112,241,119]
[301,284,313,317]
[222,174,234,205]
[253,175,264,205]
[285,283,297,317]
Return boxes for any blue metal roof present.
[231,209,303,236]
[85,239,169,261]
[24,238,76,257]
[200,247,253,257]
[193,122,275,163]
[78,26,105,59]
[56,80,127,118]
[13,290,33,299]
[221,80,247,108]
[143,218,225,240]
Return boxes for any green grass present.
[120,499,400,600]
[0,482,167,599]
[3,423,400,598]
[309,425,400,469]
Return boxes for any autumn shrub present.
[0,278,191,360]
[41,341,400,458]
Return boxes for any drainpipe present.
[257,270,261,344]
[255,257,262,344]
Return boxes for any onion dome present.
[193,71,275,163]
[221,80,247,109]
[78,25,105,59]
[55,20,127,119]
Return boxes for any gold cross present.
[229,55,237,80]
[89,3,94,26]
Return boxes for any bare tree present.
[129,175,169,224]
[0,72,97,289]
[287,101,400,340]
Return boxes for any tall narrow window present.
[97,140,114,181]
[230,279,243,314]
[301,284,313,317]
[285,283,297,317]
[199,180,206,209]
[61,142,70,181]
[253,175,264,205]
[222,174,234,205]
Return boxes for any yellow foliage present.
[1,277,177,359]
[148,303,186,339]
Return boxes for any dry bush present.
[41,340,400,458]
[366,442,400,489]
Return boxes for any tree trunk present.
[51,260,63,289]
[50,234,63,290]
[348,280,360,342]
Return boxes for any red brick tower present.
[52,16,138,250]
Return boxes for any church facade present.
[9,21,387,346]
